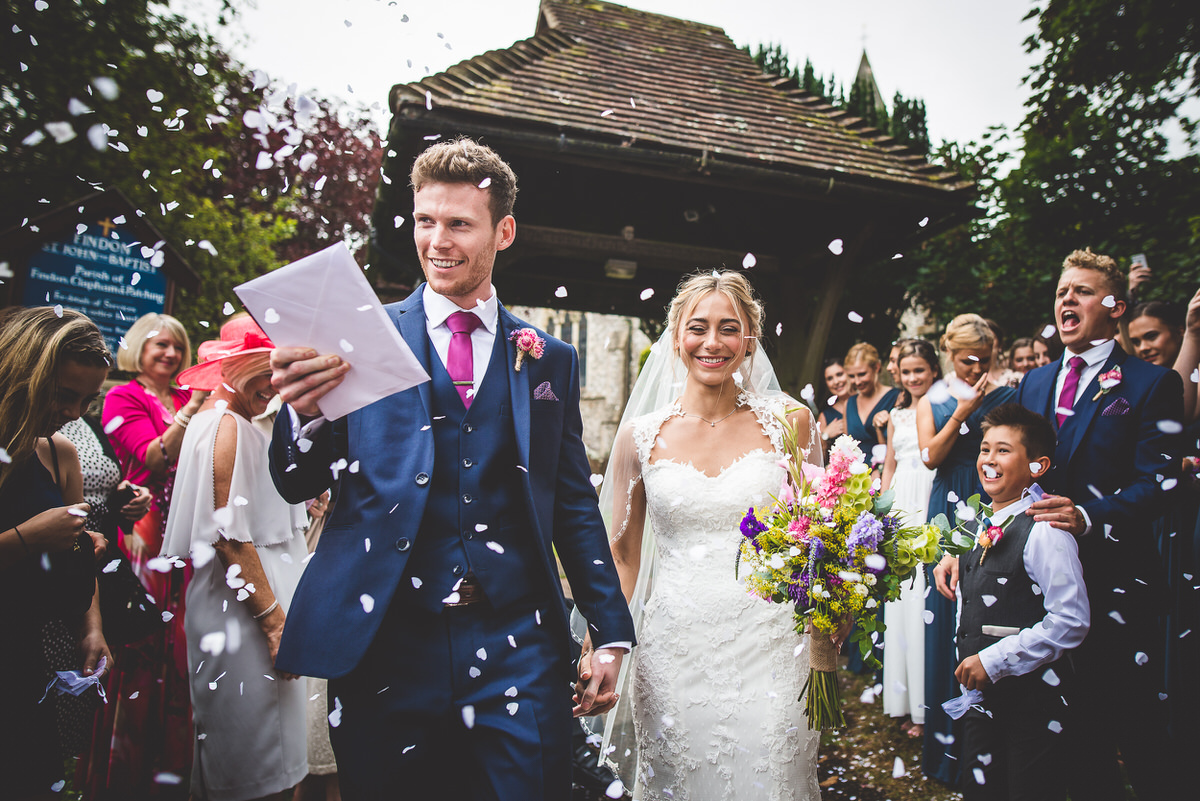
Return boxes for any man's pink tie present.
[447,311,481,408]
[1056,356,1086,428]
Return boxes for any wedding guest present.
[818,357,849,448]
[162,316,309,800]
[1166,286,1200,768]
[95,312,202,795]
[935,404,1089,800]
[1172,289,1200,425]
[0,307,113,800]
[885,341,902,387]
[1031,336,1054,367]
[1127,300,1184,368]
[880,339,940,737]
[916,312,1016,786]
[57,413,151,771]
[843,343,900,459]
[1013,248,1182,798]
[1008,337,1037,375]
[984,318,1021,387]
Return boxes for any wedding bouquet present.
[737,426,950,730]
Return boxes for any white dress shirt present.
[955,493,1091,683]
[1054,338,1115,415]
[421,283,499,394]
[1051,338,1114,536]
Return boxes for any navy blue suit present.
[269,287,635,799]
[1016,346,1182,799]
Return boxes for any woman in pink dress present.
[86,313,206,797]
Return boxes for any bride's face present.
[676,291,749,386]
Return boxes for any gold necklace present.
[680,399,743,427]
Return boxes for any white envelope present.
[234,243,429,420]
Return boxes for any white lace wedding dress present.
[625,394,820,801]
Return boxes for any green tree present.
[1,0,382,346]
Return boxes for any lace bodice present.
[632,394,787,567]
[621,393,820,801]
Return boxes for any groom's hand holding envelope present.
[270,347,352,419]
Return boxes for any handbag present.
[97,491,163,647]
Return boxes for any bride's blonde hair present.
[667,271,764,372]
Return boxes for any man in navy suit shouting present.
[267,138,635,799]
[1015,249,1181,798]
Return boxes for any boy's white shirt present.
[955,492,1091,683]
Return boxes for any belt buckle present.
[444,576,485,608]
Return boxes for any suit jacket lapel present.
[1025,364,1056,423]
[392,286,433,420]
[499,307,532,470]
[1057,347,1125,466]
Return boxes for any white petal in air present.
[828,238,844,255]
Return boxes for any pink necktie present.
[447,311,481,408]
[1056,356,1086,427]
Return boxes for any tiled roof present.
[390,0,970,201]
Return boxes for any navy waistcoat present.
[400,329,541,612]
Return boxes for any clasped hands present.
[573,635,625,717]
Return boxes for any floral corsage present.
[977,520,1005,566]
[510,328,545,372]
[1092,365,1122,401]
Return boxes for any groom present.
[268,137,635,799]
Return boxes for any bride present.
[576,271,827,800]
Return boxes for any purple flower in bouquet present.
[741,508,766,550]
[848,511,885,552]
[787,572,809,606]
[809,536,826,561]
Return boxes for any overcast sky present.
[202,0,1040,150]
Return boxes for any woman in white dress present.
[878,339,941,737]
[577,271,829,800]
[161,317,309,801]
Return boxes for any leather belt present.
[444,575,487,608]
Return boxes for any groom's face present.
[413,181,516,309]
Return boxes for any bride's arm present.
[607,424,646,605]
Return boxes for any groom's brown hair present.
[409,136,518,225]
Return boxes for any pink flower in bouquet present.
[818,460,851,508]
[779,479,797,506]
[787,516,810,540]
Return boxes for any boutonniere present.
[977,518,1005,566]
[510,328,545,372]
[1092,365,1122,401]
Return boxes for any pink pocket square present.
[1102,397,1131,417]
[534,381,559,402]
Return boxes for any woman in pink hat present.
[161,316,310,801]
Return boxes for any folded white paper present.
[235,243,429,420]
[981,625,1021,638]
